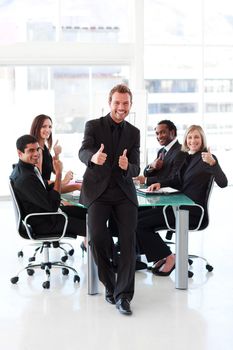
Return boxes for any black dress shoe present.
[135,260,147,270]
[116,298,132,315]
[105,289,115,305]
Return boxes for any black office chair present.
[11,164,75,264]
[9,180,80,289]
[17,235,75,264]
[162,176,215,277]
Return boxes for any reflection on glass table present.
[61,190,195,293]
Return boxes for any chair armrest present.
[162,204,205,232]
[23,211,68,241]
[163,205,175,231]
[188,204,204,231]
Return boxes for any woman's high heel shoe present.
[150,259,166,273]
[153,264,175,276]
[80,241,87,258]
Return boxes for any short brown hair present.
[108,84,133,104]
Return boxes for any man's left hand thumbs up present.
[119,149,128,170]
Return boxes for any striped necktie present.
[160,148,167,160]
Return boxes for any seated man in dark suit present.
[10,134,86,238]
[135,119,183,186]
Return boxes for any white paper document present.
[137,187,180,195]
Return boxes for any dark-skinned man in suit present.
[135,120,183,186]
[133,120,185,270]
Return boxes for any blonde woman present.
[137,125,228,276]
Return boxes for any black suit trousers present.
[87,186,137,302]
[61,205,87,237]
[136,205,203,263]
[137,207,174,262]
[31,205,87,239]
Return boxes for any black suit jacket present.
[79,114,140,207]
[144,140,183,185]
[160,151,228,208]
[136,151,228,262]
[10,160,61,235]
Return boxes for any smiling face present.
[186,129,203,153]
[109,92,132,124]
[39,118,52,142]
[155,123,175,146]
[18,142,40,165]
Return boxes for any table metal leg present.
[175,208,189,289]
[86,213,99,295]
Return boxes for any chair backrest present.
[9,179,32,239]
[198,175,215,231]
[162,175,215,234]
[9,180,22,235]
[9,179,68,241]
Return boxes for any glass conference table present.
[62,190,194,293]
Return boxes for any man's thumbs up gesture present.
[119,149,128,170]
[201,147,216,166]
[91,143,107,165]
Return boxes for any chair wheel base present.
[17,251,23,258]
[206,264,213,272]
[29,257,35,262]
[188,258,193,265]
[27,268,35,276]
[188,270,194,278]
[68,249,74,256]
[74,275,80,283]
[42,281,50,289]
[62,268,69,275]
[10,276,19,284]
[61,256,68,262]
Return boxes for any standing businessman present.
[79,84,140,315]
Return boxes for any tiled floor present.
[0,186,233,350]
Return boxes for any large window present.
[0,0,138,196]
[0,0,132,44]
[0,65,129,195]
[144,0,233,183]
[0,0,232,197]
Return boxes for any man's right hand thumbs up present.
[91,143,107,165]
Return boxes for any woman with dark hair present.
[30,114,87,251]
[137,125,228,276]
[30,114,81,193]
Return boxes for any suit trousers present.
[61,205,87,237]
[137,207,174,262]
[87,186,137,302]
[30,205,87,239]
[137,205,203,262]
